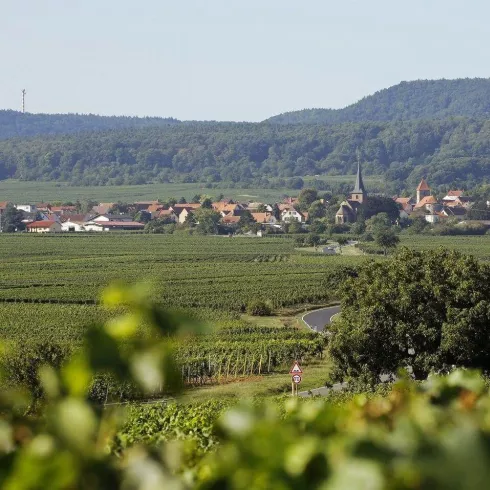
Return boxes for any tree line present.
[2,117,490,191]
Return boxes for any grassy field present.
[0,175,383,204]
[399,235,490,260]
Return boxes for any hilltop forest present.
[2,78,490,192]
[267,78,490,124]
[1,117,490,191]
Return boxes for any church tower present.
[350,162,367,204]
[416,179,430,203]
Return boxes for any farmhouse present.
[26,221,62,233]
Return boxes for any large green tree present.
[375,228,400,255]
[1,204,25,232]
[328,248,490,381]
[194,208,221,234]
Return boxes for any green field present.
[0,176,383,204]
[399,235,490,260]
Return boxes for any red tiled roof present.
[395,197,412,204]
[416,179,430,191]
[414,195,437,209]
[251,212,275,223]
[26,220,57,228]
[147,204,165,213]
[172,203,201,210]
[50,206,77,212]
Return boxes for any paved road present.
[302,305,341,333]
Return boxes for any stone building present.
[335,163,367,224]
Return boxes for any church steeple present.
[350,162,366,203]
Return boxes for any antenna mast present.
[21,89,26,114]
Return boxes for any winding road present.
[299,305,345,397]
[302,305,341,333]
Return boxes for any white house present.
[15,204,37,213]
[61,220,86,232]
[26,220,62,233]
[280,208,305,223]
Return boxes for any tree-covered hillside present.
[0,110,180,140]
[1,118,490,190]
[267,78,490,124]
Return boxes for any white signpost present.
[289,361,303,396]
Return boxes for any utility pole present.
[21,89,26,114]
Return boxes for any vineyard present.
[0,234,352,396]
[2,233,488,398]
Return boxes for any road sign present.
[292,374,302,384]
[289,361,303,374]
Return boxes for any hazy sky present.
[2,0,489,121]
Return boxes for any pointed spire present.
[352,161,366,194]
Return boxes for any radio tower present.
[21,89,26,114]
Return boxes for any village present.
[0,166,488,234]
[0,196,309,234]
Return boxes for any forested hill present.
[1,118,490,191]
[0,110,181,140]
[266,79,490,124]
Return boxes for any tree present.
[361,196,400,222]
[407,215,429,234]
[306,233,321,248]
[200,197,213,209]
[109,201,130,214]
[194,209,221,234]
[365,212,391,234]
[134,211,151,223]
[336,236,348,253]
[351,219,366,235]
[256,204,267,213]
[178,196,187,204]
[238,210,255,231]
[272,204,281,221]
[375,229,400,255]
[309,220,327,234]
[307,200,326,220]
[328,248,490,382]
[1,204,25,232]
[287,221,303,234]
[468,199,490,220]
[297,188,318,210]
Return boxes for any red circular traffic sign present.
[292,374,302,384]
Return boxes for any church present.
[335,163,367,224]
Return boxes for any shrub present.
[246,300,272,316]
